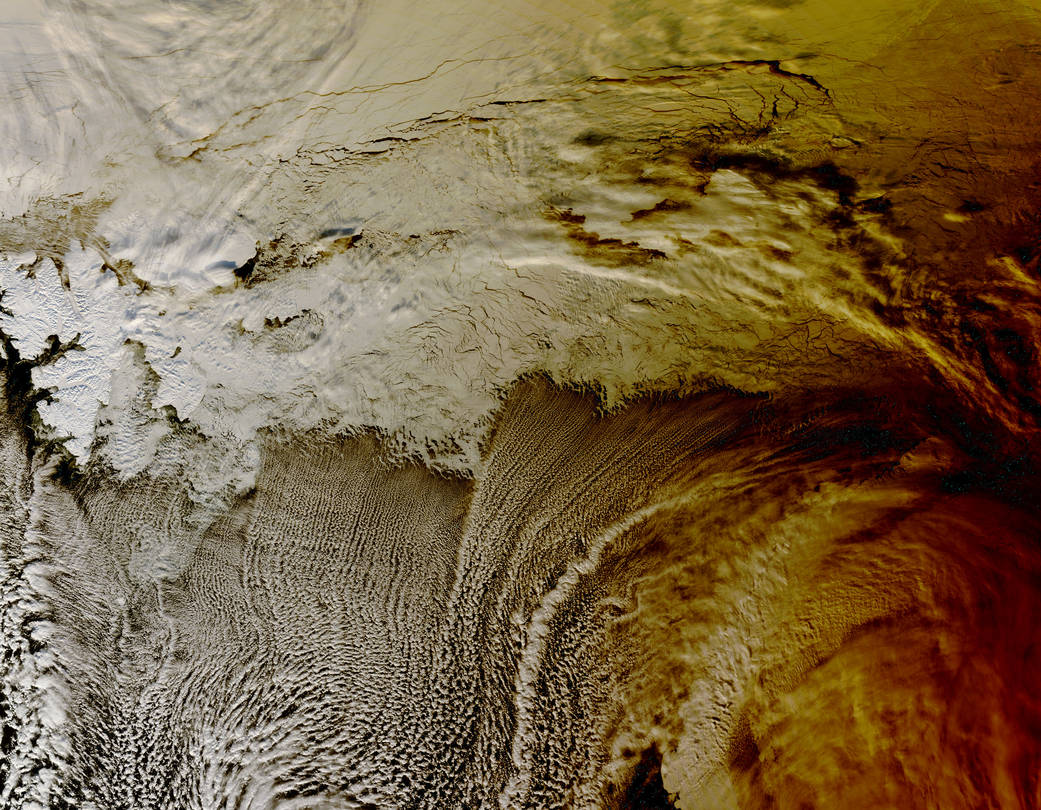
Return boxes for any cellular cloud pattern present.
[2,0,1041,808]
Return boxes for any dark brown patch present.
[613,744,677,809]
[728,711,761,772]
[233,232,360,288]
[545,206,669,266]
[630,199,692,221]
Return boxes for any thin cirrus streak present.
[1,0,1040,808]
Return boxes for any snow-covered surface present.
[3,0,1041,806]
[0,0,947,482]
[1,164,889,480]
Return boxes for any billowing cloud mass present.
[2,0,1041,808]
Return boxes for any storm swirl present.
[2,1,1041,808]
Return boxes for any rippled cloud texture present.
[2,0,1041,808]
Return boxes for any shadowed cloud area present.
[2,0,1041,808]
